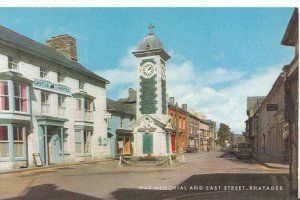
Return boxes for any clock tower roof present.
[137,23,164,51]
[134,24,170,61]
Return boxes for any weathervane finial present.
[148,23,155,35]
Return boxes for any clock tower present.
[130,24,173,156]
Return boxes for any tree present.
[218,123,231,147]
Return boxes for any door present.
[143,133,153,154]
[123,137,131,155]
[171,134,176,152]
[50,134,63,164]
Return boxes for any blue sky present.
[0,8,295,132]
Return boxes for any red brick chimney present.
[46,34,78,61]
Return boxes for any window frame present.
[13,82,28,113]
[41,92,51,115]
[40,67,49,79]
[0,81,10,112]
[58,95,66,117]
[0,126,9,158]
[57,72,65,83]
[79,80,85,90]
[8,56,19,71]
[13,126,25,158]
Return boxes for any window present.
[75,130,82,154]
[79,80,84,90]
[13,127,24,157]
[40,67,48,79]
[75,130,91,154]
[75,98,82,119]
[14,83,27,112]
[58,96,66,116]
[85,99,93,121]
[0,81,9,111]
[57,72,65,83]
[8,56,19,71]
[41,92,50,114]
[0,126,9,157]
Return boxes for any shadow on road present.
[110,173,293,200]
[218,151,254,164]
[3,184,102,200]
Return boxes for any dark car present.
[229,144,238,155]
[186,145,199,153]
[236,142,252,159]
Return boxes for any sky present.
[0,8,295,133]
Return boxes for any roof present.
[107,98,136,115]
[281,8,299,46]
[0,25,109,84]
[137,33,164,51]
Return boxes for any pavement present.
[0,150,296,200]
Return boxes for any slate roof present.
[107,98,136,115]
[0,25,109,83]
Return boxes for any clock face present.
[161,64,166,80]
[142,63,155,78]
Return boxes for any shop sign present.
[33,79,71,95]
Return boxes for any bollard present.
[169,155,173,166]
[182,154,185,163]
[119,156,122,166]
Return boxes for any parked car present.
[236,142,252,159]
[229,144,238,155]
[186,145,199,153]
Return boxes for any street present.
[0,150,292,200]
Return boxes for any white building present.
[0,25,109,170]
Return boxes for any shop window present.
[58,95,66,117]
[14,83,27,112]
[57,72,65,83]
[75,130,82,154]
[40,67,49,79]
[0,126,9,157]
[13,127,24,157]
[0,81,9,111]
[75,130,91,154]
[8,56,19,71]
[41,92,50,114]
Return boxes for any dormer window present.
[8,56,19,71]
[79,80,84,90]
[40,67,49,79]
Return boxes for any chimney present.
[182,104,187,110]
[169,97,175,105]
[128,88,136,101]
[46,34,78,61]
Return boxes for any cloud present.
[97,48,283,133]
